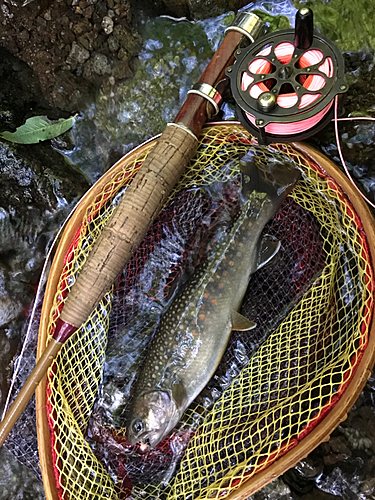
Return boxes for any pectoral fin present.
[172,382,188,409]
[257,234,280,270]
[231,310,256,331]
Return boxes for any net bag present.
[35,122,375,500]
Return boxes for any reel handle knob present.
[257,92,277,113]
[294,7,314,50]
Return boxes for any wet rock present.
[108,34,120,52]
[0,44,90,425]
[112,25,142,56]
[92,52,111,74]
[360,475,375,496]
[102,15,114,34]
[114,3,130,18]
[0,0,137,111]
[112,58,132,79]
[51,70,95,112]
[0,139,89,215]
[295,457,325,480]
[283,455,325,494]
[135,0,251,20]
[43,9,52,22]
[0,136,90,378]
[83,5,95,18]
[0,48,52,133]
[0,261,22,326]
[0,262,23,416]
[339,425,373,452]
[298,491,341,500]
[316,458,366,499]
[251,477,292,499]
[83,52,112,81]
[72,19,93,36]
[0,294,23,328]
[117,47,129,60]
[0,43,93,500]
[0,327,15,415]
[0,447,45,500]
[343,49,375,80]
[67,41,91,67]
[328,437,353,457]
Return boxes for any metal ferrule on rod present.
[225,12,265,43]
[187,82,223,116]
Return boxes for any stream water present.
[1,0,375,498]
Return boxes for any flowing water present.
[1,0,375,498]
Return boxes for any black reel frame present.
[226,10,347,144]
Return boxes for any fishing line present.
[333,96,375,209]
[1,208,76,422]
[227,8,347,144]
[242,53,375,208]
[226,7,375,209]
[240,42,334,136]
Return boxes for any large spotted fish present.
[126,154,300,448]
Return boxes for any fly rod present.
[0,12,265,446]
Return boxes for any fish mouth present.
[138,439,152,452]
[139,427,169,449]
[131,432,165,450]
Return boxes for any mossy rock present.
[294,0,375,50]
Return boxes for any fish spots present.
[229,261,235,266]
[219,283,224,289]
[211,298,218,305]
[204,292,209,298]
[223,271,228,276]
[199,313,206,321]
[192,329,198,336]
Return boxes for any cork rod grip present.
[0,338,63,447]
[59,124,198,328]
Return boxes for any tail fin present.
[240,151,301,204]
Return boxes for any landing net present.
[20,124,375,498]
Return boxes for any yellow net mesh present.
[41,123,373,500]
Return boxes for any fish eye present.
[131,418,144,435]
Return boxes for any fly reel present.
[226,8,348,144]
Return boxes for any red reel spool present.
[226,8,348,144]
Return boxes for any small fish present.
[126,155,300,448]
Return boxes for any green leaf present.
[0,115,77,144]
